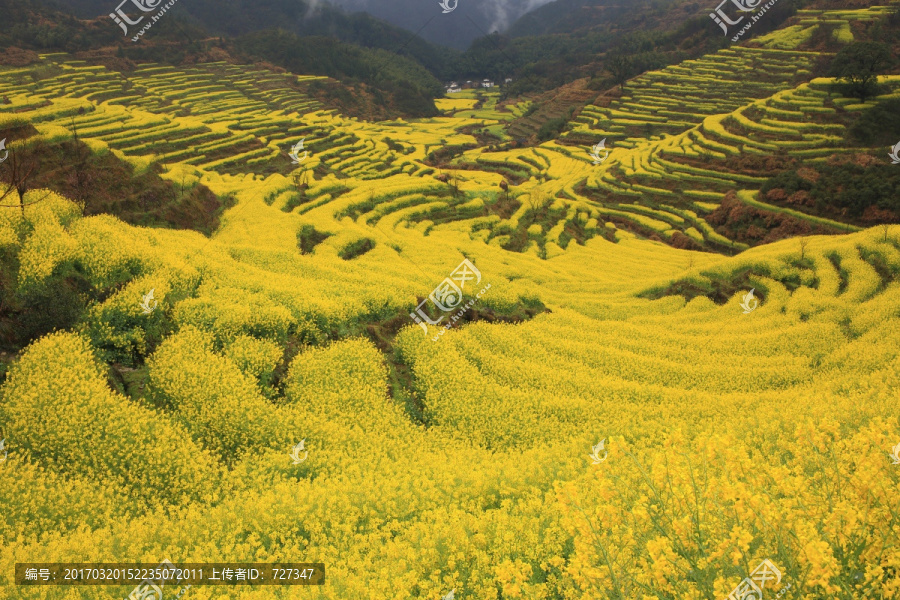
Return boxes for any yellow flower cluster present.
[0,50,899,600]
[1,332,220,512]
[558,416,900,599]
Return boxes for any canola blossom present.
[0,22,899,600]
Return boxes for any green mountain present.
[46,0,451,69]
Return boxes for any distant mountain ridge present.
[44,0,447,62]
[43,0,555,50]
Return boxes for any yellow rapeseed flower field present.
[0,32,899,600]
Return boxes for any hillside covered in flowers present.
[1,3,900,599]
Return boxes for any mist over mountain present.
[328,0,556,48]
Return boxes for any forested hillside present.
[0,0,449,118]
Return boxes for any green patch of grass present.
[857,245,896,293]
[297,225,332,255]
[826,252,850,295]
[636,263,817,304]
[637,267,760,305]
[339,238,376,260]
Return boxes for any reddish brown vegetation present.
[707,191,841,246]
[670,231,703,251]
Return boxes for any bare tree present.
[67,114,91,202]
[295,168,310,194]
[799,237,809,260]
[524,187,548,225]
[0,139,47,213]
[449,172,461,198]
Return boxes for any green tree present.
[829,41,893,103]
[607,52,633,91]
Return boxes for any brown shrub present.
[852,153,880,168]
[670,231,702,250]
[861,205,897,224]
[796,167,820,183]
[766,188,788,202]
[0,47,39,67]
[746,225,767,240]
[785,191,815,208]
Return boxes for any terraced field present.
[574,75,900,249]
[1,5,899,599]
[754,4,899,48]
[2,38,891,258]
[562,48,819,147]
